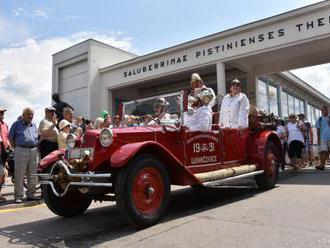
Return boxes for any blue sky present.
[0,0,327,124]
[0,0,321,53]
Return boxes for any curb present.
[0,199,44,211]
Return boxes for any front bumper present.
[34,160,112,197]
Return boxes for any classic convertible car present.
[36,91,283,228]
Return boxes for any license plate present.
[66,148,94,160]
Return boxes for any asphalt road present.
[1,168,330,248]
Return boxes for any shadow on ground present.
[1,168,327,247]
[0,185,260,247]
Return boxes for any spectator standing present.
[275,119,287,172]
[0,107,11,201]
[57,120,71,149]
[315,105,330,170]
[286,114,305,171]
[38,107,58,159]
[62,107,82,136]
[299,114,312,167]
[9,108,39,203]
[52,93,74,122]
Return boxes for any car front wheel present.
[115,155,170,228]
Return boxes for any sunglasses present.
[231,83,240,87]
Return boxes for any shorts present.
[319,140,330,152]
[288,140,304,159]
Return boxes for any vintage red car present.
[36,91,283,228]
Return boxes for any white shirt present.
[188,105,212,132]
[286,122,304,145]
[219,93,250,128]
[147,113,171,125]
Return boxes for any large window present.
[268,85,278,116]
[294,98,300,114]
[299,100,304,115]
[257,80,268,112]
[288,95,294,115]
[281,92,288,117]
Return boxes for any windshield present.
[122,91,183,126]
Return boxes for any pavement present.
[1,166,330,247]
[0,178,43,211]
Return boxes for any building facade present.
[52,1,330,125]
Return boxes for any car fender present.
[247,130,284,170]
[37,149,65,172]
[111,141,200,185]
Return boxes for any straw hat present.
[59,119,71,130]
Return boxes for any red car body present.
[37,91,283,228]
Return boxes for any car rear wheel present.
[255,141,279,190]
[115,155,170,228]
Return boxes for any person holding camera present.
[38,107,58,159]
[0,107,11,201]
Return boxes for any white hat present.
[59,119,71,130]
[197,88,214,105]
[191,73,202,83]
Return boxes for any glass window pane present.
[288,95,294,115]
[281,92,288,118]
[299,100,304,114]
[268,85,278,115]
[257,80,268,112]
[294,98,300,114]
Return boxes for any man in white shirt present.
[190,73,216,108]
[219,78,250,129]
[187,88,214,132]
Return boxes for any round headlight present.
[99,128,113,147]
[66,133,77,149]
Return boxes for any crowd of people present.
[0,73,328,203]
[275,106,330,172]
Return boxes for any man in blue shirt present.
[315,105,330,170]
[9,107,39,203]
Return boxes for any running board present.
[203,170,264,187]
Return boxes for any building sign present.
[102,4,330,86]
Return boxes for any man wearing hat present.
[38,107,59,159]
[0,107,11,201]
[187,88,214,131]
[190,73,216,107]
[219,78,250,129]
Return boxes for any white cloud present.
[13,7,25,17]
[291,64,330,99]
[12,7,50,19]
[32,8,49,19]
[0,32,133,126]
